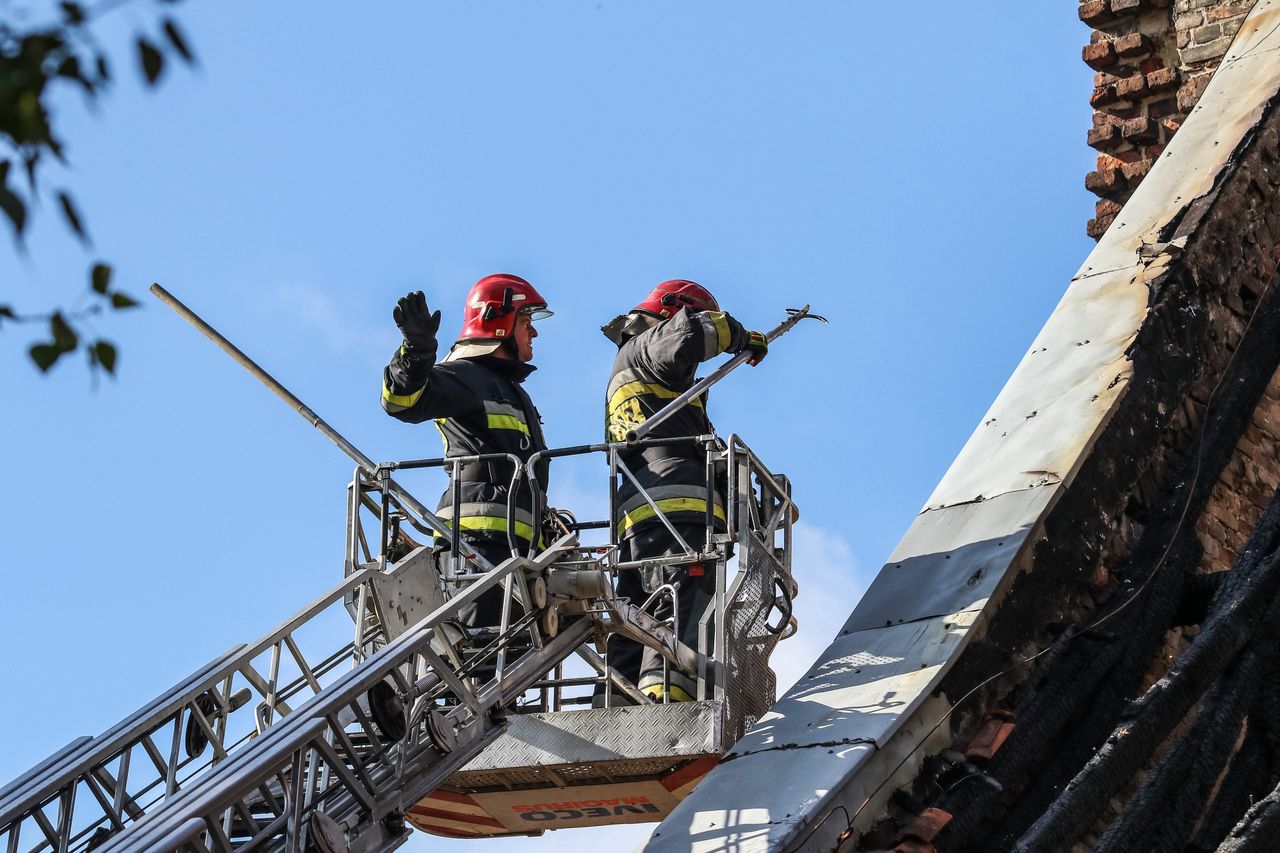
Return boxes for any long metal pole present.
[150,283,378,474]
[148,284,480,565]
[626,304,827,442]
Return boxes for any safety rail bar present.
[90,532,704,853]
[0,456,516,853]
[0,569,391,853]
[365,432,797,711]
[2,432,796,852]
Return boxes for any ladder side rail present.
[185,624,600,853]
[93,548,579,853]
[334,622,597,853]
[0,741,91,810]
[0,568,386,847]
[0,650,243,824]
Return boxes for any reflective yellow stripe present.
[440,515,537,542]
[606,380,706,442]
[382,383,425,410]
[432,419,450,453]
[486,413,530,434]
[641,683,694,702]
[706,311,731,354]
[617,498,726,535]
[607,381,703,417]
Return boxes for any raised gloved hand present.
[393,291,442,360]
[742,330,768,366]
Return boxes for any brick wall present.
[1080,0,1255,238]
[1195,368,1280,572]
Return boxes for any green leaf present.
[138,38,164,84]
[57,190,88,242]
[91,262,112,294]
[94,340,117,373]
[162,19,194,64]
[57,55,81,79]
[57,55,93,94]
[23,153,39,190]
[111,291,139,310]
[60,2,86,24]
[0,179,26,236]
[29,343,61,372]
[50,312,77,351]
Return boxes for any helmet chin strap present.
[498,337,520,359]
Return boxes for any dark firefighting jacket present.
[605,307,750,540]
[382,350,549,546]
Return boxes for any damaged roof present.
[644,2,1280,850]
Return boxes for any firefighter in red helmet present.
[381,274,552,629]
[595,279,767,704]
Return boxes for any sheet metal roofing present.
[643,3,1280,850]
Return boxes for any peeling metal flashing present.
[720,737,880,764]
[646,3,1280,851]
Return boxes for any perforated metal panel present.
[723,537,785,744]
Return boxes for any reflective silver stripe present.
[605,367,652,404]
[618,484,718,517]
[605,369,705,442]
[483,401,526,421]
[482,401,530,434]
[436,503,538,542]
[695,312,720,360]
[437,503,536,528]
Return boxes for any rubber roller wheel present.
[184,693,220,758]
[540,605,560,638]
[368,680,407,744]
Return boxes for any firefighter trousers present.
[594,523,715,704]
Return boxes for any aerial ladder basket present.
[380,434,798,838]
[0,288,812,851]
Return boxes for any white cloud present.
[271,283,394,365]
[769,520,869,694]
[395,522,866,853]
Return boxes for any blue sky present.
[0,3,1095,849]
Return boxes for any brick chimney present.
[1080,0,1255,238]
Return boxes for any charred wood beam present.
[934,257,1280,853]
[931,535,1197,853]
[1013,491,1280,853]
[1095,641,1264,852]
[1009,258,1280,853]
[1217,777,1280,853]
[1190,732,1270,853]
[978,536,1200,852]
[1188,661,1280,853]
[934,277,1210,734]
[1176,570,1229,627]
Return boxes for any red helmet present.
[458,273,552,341]
[634,279,720,320]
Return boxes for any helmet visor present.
[522,305,553,321]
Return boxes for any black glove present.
[393,291,442,361]
[741,330,768,366]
